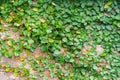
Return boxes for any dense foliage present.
[0,0,120,80]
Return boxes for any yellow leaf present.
[70,73,74,77]
[7,17,13,23]
[87,51,90,55]
[17,7,24,12]
[30,67,33,70]
[0,4,5,9]
[35,54,40,58]
[5,68,11,72]
[7,41,12,46]
[0,27,5,32]
[52,2,57,6]
[32,8,38,12]
[25,78,30,80]
[14,23,21,26]
[11,0,15,3]
[20,56,25,61]
[1,64,6,68]
[27,26,32,31]
[76,31,80,34]
[48,39,54,43]
[104,1,112,8]
[14,72,19,77]
[40,18,45,23]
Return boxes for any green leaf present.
[62,37,67,42]
[69,58,74,62]
[65,27,70,32]
[54,50,60,55]
[104,1,112,9]
[28,39,34,44]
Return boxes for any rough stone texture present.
[33,46,46,58]
[0,57,22,67]
[0,69,25,80]
[0,30,20,40]
[113,50,120,56]
[0,32,6,39]
[96,45,104,55]
[0,57,24,80]
[0,25,58,80]
[0,48,58,80]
